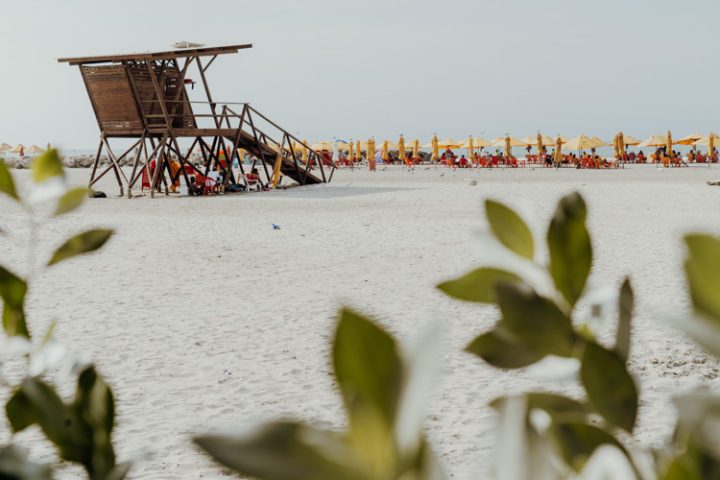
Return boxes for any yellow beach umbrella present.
[459,137,489,149]
[710,135,715,160]
[692,133,720,147]
[638,135,667,147]
[367,138,376,157]
[536,133,544,158]
[522,134,555,146]
[348,140,355,162]
[311,141,333,151]
[398,135,406,162]
[616,132,626,156]
[554,136,563,164]
[666,130,673,156]
[564,135,599,151]
[356,140,362,160]
[431,134,439,161]
[413,139,420,158]
[381,140,389,161]
[436,138,462,149]
[677,133,703,146]
[620,134,641,146]
[490,136,526,148]
[302,139,309,163]
[472,137,490,148]
[590,137,610,148]
[463,136,475,158]
[26,145,45,155]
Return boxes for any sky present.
[0,0,718,149]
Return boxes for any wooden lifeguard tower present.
[59,44,334,197]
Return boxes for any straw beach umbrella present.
[473,137,490,148]
[554,136,563,165]
[0,143,12,154]
[521,134,555,146]
[431,134,439,162]
[27,145,45,155]
[677,133,703,146]
[311,141,333,151]
[536,133,544,160]
[490,136,526,148]
[693,134,720,159]
[591,137,610,148]
[436,138,462,150]
[302,139,309,164]
[563,135,599,151]
[407,139,419,160]
[638,135,667,147]
[692,133,720,147]
[616,132,627,157]
[666,130,673,157]
[10,145,25,156]
[710,135,715,161]
[398,135,406,164]
[621,135,641,146]
[463,136,475,159]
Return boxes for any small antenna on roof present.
[173,41,205,49]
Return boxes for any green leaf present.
[616,279,633,363]
[54,187,89,216]
[547,192,592,306]
[485,200,534,260]
[194,422,368,480]
[466,328,544,369]
[31,149,64,184]
[0,445,53,480]
[580,342,638,432]
[333,308,403,429]
[5,379,89,460]
[685,234,720,323]
[6,367,121,480]
[437,268,522,304]
[0,266,29,338]
[496,284,576,357]
[550,421,626,472]
[0,160,19,202]
[6,390,39,433]
[48,229,113,266]
[73,366,117,479]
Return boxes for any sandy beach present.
[1,165,719,478]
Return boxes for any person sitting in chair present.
[188,176,204,196]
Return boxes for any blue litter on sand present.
[272,224,281,230]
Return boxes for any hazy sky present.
[1,0,717,148]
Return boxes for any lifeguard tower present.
[59,44,334,197]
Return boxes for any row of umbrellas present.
[308,131,720,161]
[0,144,47,155]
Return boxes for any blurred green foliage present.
[0,152,127,479]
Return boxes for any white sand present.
[1,165,719,478]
